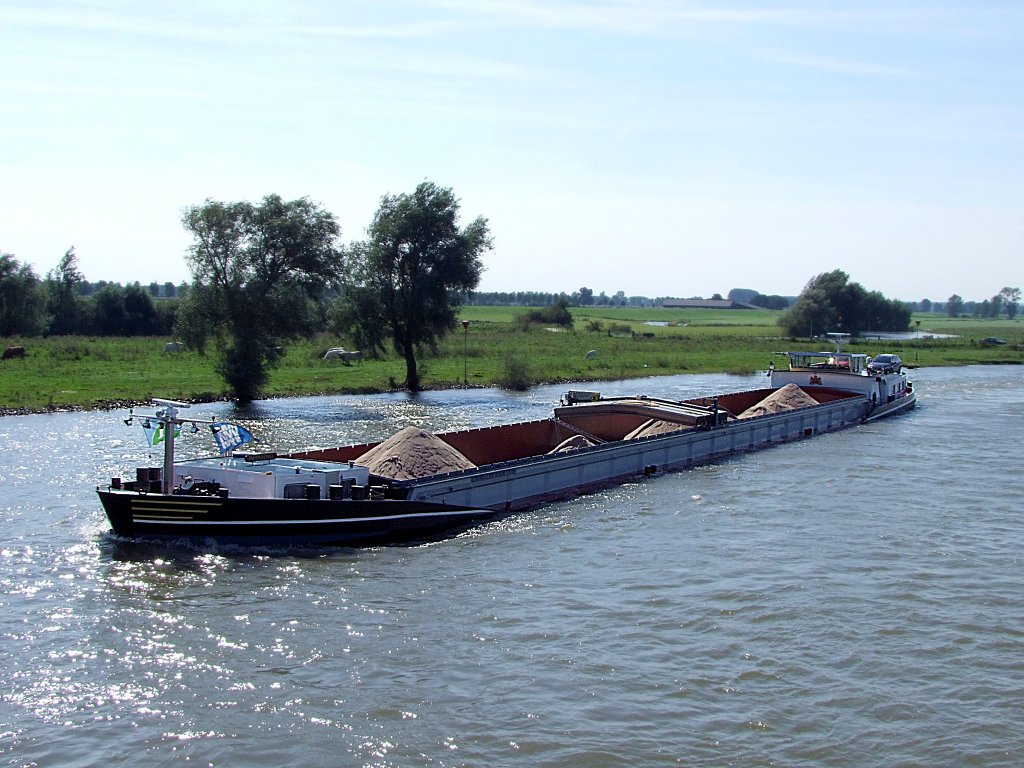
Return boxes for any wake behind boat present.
[97,343,915,547]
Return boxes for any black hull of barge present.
[97,490,499,547]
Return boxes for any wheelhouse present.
[785,351,868,375]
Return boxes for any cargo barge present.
[97,344,915,547]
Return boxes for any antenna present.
[825,332,850,353]
[153,398,190,410]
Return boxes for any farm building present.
[661,299,759,310]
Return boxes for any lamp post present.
[461,320,470,386]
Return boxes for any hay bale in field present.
[738,383,819,419]
[356,426,476,480]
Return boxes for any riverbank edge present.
[0,380,559,417]
[4,360,1021,418]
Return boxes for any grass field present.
[1,308,1020,412]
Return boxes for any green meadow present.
[1,308,1020,413]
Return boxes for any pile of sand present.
[738,383,819,419]
[355,426,477,480]
[625,419,690,440]
[548,434,596,453]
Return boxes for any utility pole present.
[461,320,470,386]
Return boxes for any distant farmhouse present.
[661,299,759,310]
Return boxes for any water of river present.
[1,367,1021,767]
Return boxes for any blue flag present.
[212,422,255,455]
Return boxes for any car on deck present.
[867,354,902,374]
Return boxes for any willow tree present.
[779,270,910,337]
[1000,286,1021,320]
[0,253,45,336]
[338,182,490,391]
[44,247,84,335]
[177,194,341,402]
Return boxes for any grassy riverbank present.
[1,308,1021,413]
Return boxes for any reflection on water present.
[1,366,1022,767]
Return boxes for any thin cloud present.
[417,0,898,36]
[753,49,919,78]
[286,20,462,40]
[1,5,262,45]
[415,0,1024,45]
[419,0,783,35]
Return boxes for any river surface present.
[1,367,1021,767]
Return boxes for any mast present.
[122,398,229,495]
[153,398,190,495]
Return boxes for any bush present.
[498,355,531,391]
[516,299,574,330]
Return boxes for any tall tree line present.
[0,248,176,337]
[944,288,1020,319]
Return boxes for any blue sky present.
[2,1,1021,302]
